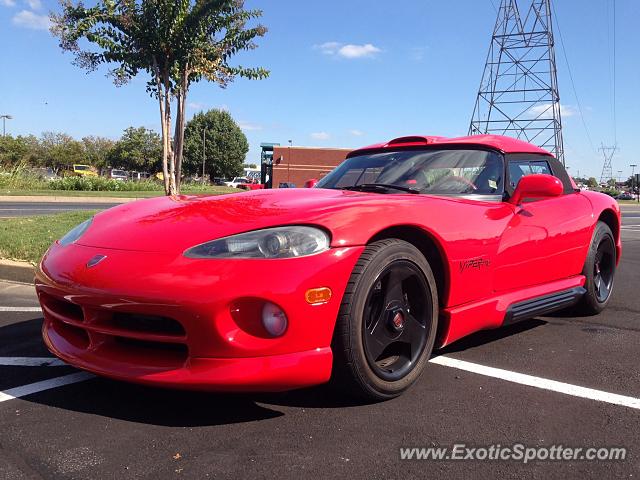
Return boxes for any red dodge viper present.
[36,135,621,400]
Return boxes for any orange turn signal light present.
[305,287,332,305]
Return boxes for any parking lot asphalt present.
[0,211,639,479]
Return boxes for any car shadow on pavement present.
[28,377,286,427]
[437,318,547,355]
[6,317,548,422]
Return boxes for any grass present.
[0,210,97,264]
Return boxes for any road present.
[0,201,124,217]
[0,212,638,478]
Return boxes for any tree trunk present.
[153,58,171,195]
[158,88,170,194]
[163,70,177,195]
[173,69,189,192]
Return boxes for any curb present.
[0,260,35,284]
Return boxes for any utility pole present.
[0,115,13,137]
[469,0,565,164]
[202,128,207,185]
[631,164,638,202]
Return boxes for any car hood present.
[75,188,414,253]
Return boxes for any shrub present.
[48,176,161,191]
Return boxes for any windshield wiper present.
[341,183,420,194]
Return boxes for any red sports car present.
[36,135,621,400]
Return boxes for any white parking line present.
[430,356,640,410]
[0,372,93,403]
[0,355,639,409]
[0,306,41,312]
[0,357,66,367]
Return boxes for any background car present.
[106,168,128,181]
[30,167,58,181]
[62,164,98,177]
[616,192,634,200]
[36,134,621,401]
[224,177,251,188]
[212,177,228,186]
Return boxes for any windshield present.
[112,170,126,176]
[74,165,90,171]
[316,149,504,196]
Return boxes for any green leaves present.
[52,0,269,194]
[182,109,248,179]
[52,0,269,95]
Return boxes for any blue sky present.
[0,0,638,179]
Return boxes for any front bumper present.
[36,242,364,391]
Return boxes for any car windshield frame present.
[316,147,506,200]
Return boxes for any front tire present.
[331,239,438,401]
[575,221,616,315]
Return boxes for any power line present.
[551,1,595,153]
[612,0,617,144]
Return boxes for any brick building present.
[270,146,351,188]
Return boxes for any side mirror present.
[509,174,563,205]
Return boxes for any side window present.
[508,160,552,189]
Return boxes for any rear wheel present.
[331,239,438,401]
[575,221,616,315]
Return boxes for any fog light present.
[261,302,288,337]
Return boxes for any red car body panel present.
[36,135,622,391]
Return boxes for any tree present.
[587,177,598,188]
[52,0,268,195]
[83,136,115,172]
[183,109,248,179]
[0,135,30,167]
[40,132,86,170]
[108,127,162,172]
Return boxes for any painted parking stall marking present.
[0,306,42,312]
[430,356,640,410]
[0,372,94,403]
[2,354,640,411]
[0,357,67,367]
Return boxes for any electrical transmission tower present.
[599,144,618,184]
[469,0,565,164]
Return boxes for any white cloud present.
[0,0,16,6]
[315,41,381,59]
[12,9,50,30]
[238,121,262,132]
[529,103,577,118]
[187,102,205,110]
[25,0,41,9]
[311,132,330,141]
[349,129,364,136]
[316,42,341,55]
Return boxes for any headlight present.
[59,218,92,246]
[184,226,330,259]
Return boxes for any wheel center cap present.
[391,311,404,332]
